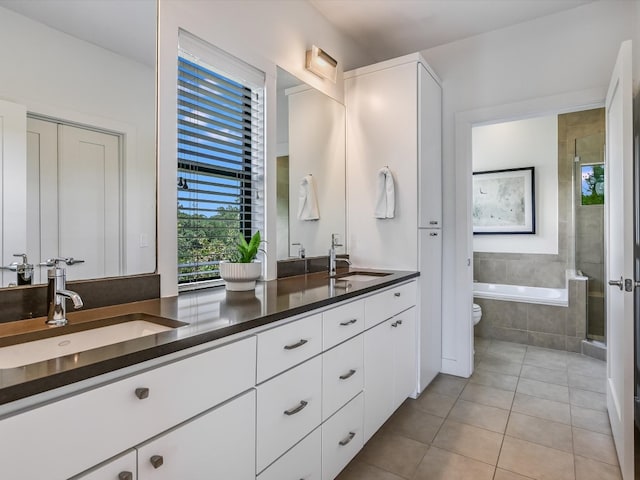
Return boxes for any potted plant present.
[219,231,263,291]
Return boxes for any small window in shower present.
[580,164,605,205]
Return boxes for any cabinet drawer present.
[322,299,364,349]
[137,390,256,480]
[322,392,364,480]
[72,450,137,480]
[0,336,256,480]
[257,427,321,480]
[364,281,417,329]
[322,335,364,421]
[256,356,322,473]
[257,313,322,383]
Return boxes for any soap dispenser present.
[13,253,33,286]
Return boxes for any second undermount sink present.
[334,271,391,282]
[0,313,186,369]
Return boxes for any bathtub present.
[473,282,568,307]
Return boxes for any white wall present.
[420,0,635,376]
[0,6,156,279]
[158,0,372,296]
[472,115,558,254]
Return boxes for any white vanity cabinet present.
[0,336,257,480]
[137,390,256,480]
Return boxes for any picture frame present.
[472,166,535,234]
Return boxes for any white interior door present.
[605,40,634,480]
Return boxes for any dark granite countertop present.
[0,269,418,408]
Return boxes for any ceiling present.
[309,0,596,61]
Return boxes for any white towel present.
[297,174,320,221]
[374,167,395,219]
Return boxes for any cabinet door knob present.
[339,318,358,326]
[429,220,439,225]
[394,292,401,297]
[284,339,308,350]
[339,431,356,446]
[135,387,150,400]
[150,455,164,469]
[284,400,308,416]
[118,472,133,480]
[339,369,357,380]
[391,319,403,327]
[430,232,438,237]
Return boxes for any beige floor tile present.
[428,374,468,397]
[494,469,535,480]
[568,373,606,394]
[570,405,612,435]
[460,383,515,410]
[475,337,491,353]
[384,402,444,445]
[570,388,607,411]
[575,455,622,480]
[357,431,428,479]
[432,419,503,465]
[486,342,527,363]
[573,427,619,465]
[469,369,519,392]
[448,398,509,433]
[498,436,575,480]
[567,357,606,378]
[523,348,568,370]
[516,377,570,403]
[413,390,457,418]
[412,446,495,480]
[520,364,568,386]
[511,392,571,424]
[506,411,573,453]
[336,460,406,480]
[476,355,523,376]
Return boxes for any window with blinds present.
[177,32,264,287]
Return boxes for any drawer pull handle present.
[150,455,164,469]
[394,292,401,297]
[339,369,357,380]
[339,318,358,326]
[284,339,308,350]
[284,400,308,416]
[391,320,403,328]
[429,220,439,225]
[135,387,150,400]
[430,232,438,237]
[118,472,133,480]
[339,431,356,446]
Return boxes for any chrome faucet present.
[329,233,351,277]
[40,257,84,326]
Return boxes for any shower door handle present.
[608,277,623,290]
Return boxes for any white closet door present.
[57,124,121,280]
[0,99,26,287]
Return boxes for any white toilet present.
[473,303,482,325]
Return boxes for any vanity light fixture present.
[305,45,338,83]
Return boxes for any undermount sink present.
[334,272,391,282]
[0,313,186,369]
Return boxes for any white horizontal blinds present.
[177,31,265,286]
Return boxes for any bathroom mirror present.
[276,67,346,260]
[0,0,157,287]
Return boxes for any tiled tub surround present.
[337,339,619,480]
[0,269,417,407]
[474,275,587,352]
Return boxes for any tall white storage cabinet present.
[345,53,442,394]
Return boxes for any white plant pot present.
[219,261,262,291]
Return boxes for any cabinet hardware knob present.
[150,455,164,469]
[394,292,401,297]
[396,319,403,326]
[339,369,357,380]
[430,232,438,237]
[284,400,308,416]
[284,339,308,350]
[339,318,357,326]
[339,431,356,446]
[135,387,150,400]
[118,472,133,480]
[391,321,399,328]
[429,220,439,225]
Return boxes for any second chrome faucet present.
[328,233,351,277]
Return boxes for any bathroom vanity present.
[0,270,418,480]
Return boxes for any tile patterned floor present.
[337,338,621,480]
